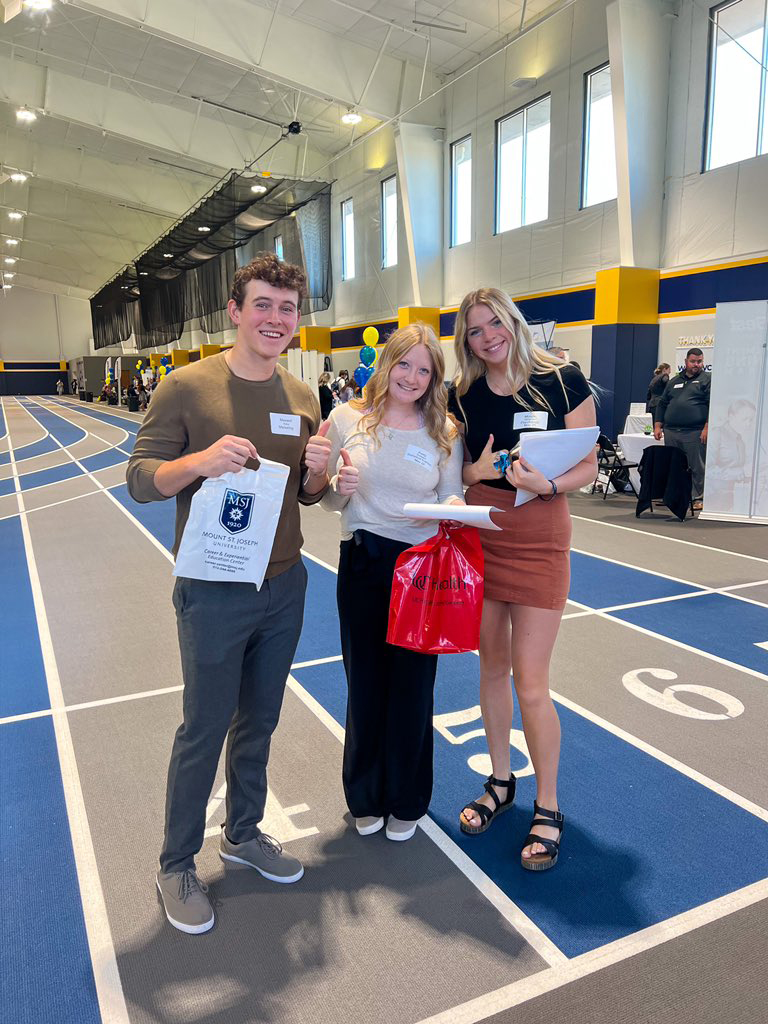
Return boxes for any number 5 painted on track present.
[622,668,745,721]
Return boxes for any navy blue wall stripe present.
[440,289,595,338]
[331,321,397,349]
[659,262,768,313]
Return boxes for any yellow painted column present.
[171,349,190,367]
[594,267,659,325]
[300,326,331,353]
[150,353,163,369]
[200,344,221,358]
[398,306,440,336]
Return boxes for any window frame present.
[274,234,283,260]
[450,134,472,247]
[703,0,768,171]
[340,197,355,281]
[580,61,616,210]
[493,93,552,236]
[380,174,398,269]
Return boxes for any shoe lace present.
[177,869,209,903]
[256,833,283,860]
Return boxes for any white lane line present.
[25,397,133,459]
[5,402,130,1024]
[0,656,342,726]
[566,597,768,686]
[413,877,768,1024]
[285,671,565,968]
[571,512,768,565]
[560,578,768,620]
[50,396,143,430]
[14,398,172,566]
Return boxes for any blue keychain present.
[494,451,511,474]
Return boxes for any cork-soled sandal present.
[459,773,516,835]
[520,802,564,871]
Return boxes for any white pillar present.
[394,122,444,307]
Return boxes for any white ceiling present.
[0,0,563,298]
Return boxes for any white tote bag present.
[173,458,290,588]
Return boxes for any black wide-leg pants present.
[337,531,438,820]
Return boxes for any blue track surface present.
[16,401,86,448]
[49,399,141,435]
[0,517,51,718]
[0,718,101,1024]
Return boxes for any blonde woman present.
[448,288,597,871]
[323,324,464,841]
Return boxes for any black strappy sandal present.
[459,773,516,835]
[520,802,564,871]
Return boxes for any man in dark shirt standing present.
[654,348,711,509]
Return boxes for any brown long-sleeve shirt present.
[126,353,324,577]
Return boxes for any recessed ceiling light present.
[163,253,174,258]
[8,212,24,221]
[251,184,267,194]
[4,257,17,265]
[341,109,362,125]
[23,0,53,9]
[10,173,28,184]
[5,239,19,246]
[16,108,37,124]
[139,271,149,276]
[197,226,211,232]
[2,284,12,290]
[3,272,15,279]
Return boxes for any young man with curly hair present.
[127,254,332,933]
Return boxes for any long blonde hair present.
[452,288,567,419]
[350,323,456,457]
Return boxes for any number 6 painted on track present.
[622,668,744,721]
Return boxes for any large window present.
[495,95,551,234]
[706,0,768,170]
[381,175,397,268]
[274,234,283,260]
[451,136,472,246]
[341,198,355,281]
[582,64,617,208]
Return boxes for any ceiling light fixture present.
[8,211,24,220]
[197,226,211,232]
[4,257,17,265]
[251,184,267,194]
[2,284,12,290]
[341,109,362,125]
[5,239,19,246]
[163,252,174,258]
[16,108,37,123]
[3,273,15,279]
[139,271,148,276]
[23,0,54,10]
[10,173,28,183]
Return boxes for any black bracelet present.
[539,479,557,502]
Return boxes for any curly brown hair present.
[231,252,307,308]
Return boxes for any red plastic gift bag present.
[386,523,484,654]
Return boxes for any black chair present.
[591,434,639,499]
[636,445,694,521]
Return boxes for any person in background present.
[56,379,65,396]
[449,287,597,872]
[322,323,464,842]
[318,371,334,420]
[654,349,710,511]
[646,362,670,417]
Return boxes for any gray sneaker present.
[156,869,214,934]
[219,830,304,883]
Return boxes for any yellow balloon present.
[362,326,379,346]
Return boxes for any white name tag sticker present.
[674,383,684,389]
[270,412,301,436]
[514,411,549,430]
[404,445,436,470]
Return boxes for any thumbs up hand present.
[337,447,360,496]
[472,433,507,482]
[304,418,333,479]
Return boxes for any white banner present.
[701,302,768,523]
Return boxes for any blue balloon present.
[354,364,374,389]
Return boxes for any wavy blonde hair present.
[350,323,456,457]
[452,288,567,421]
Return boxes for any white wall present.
[0,286,92,360]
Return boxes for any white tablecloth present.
[623,413,653,435]
[617,433,663,492]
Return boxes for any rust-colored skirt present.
[466,482,572,610]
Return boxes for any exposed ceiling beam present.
[60,0,441,120]
[0,203,160,249]
[2,271,94,300]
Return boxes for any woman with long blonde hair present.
[448,288,597,871]
[322,323,464,841]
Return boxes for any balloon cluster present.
[157,355,174,379]
[353,326,378,390]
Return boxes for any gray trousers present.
[161,560,307,873]
[664,427,707,499]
